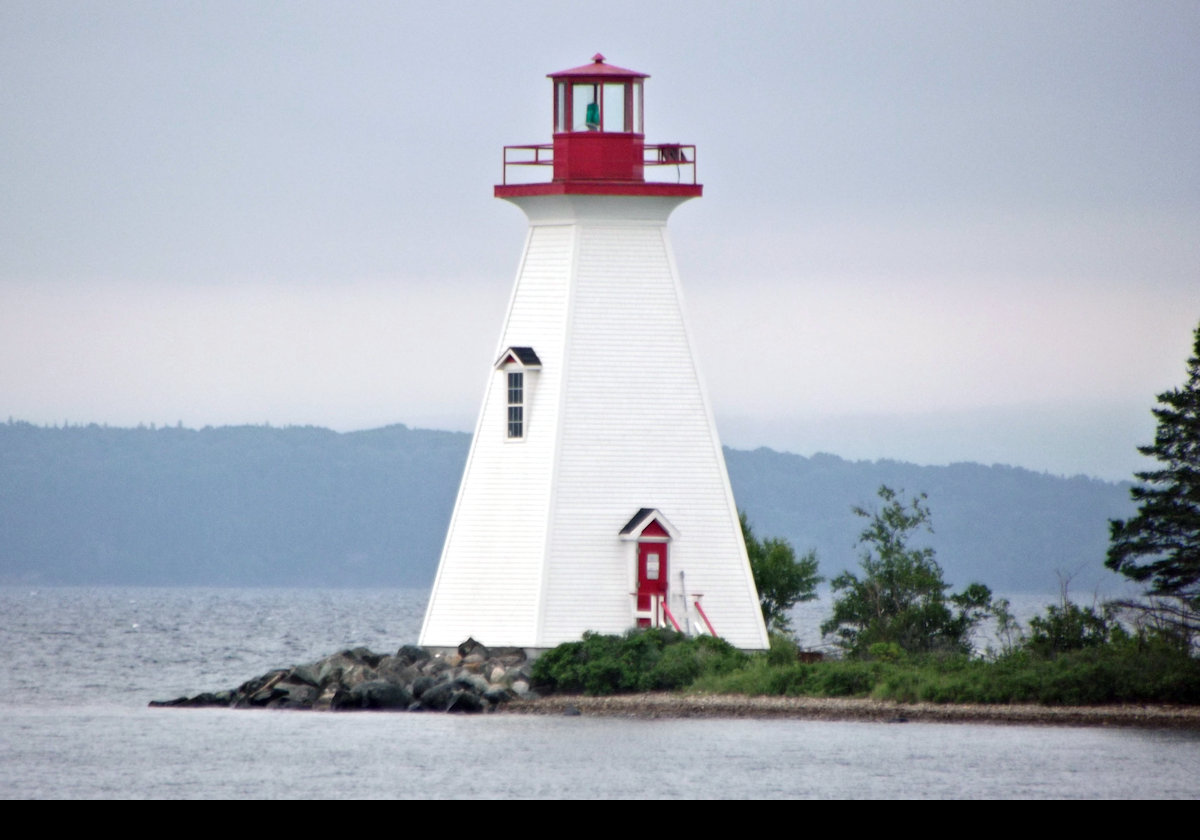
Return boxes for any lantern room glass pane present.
[556,82,567,132]
[632,81,643,133]
[603,83,625,132]
[572,83,599,131]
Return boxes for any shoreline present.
[503,693,1200,730]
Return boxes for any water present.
[1,587,1197,799]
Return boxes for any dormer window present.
[507,371,524,438]
[496,346,542,442]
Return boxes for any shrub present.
[531,629,748,696]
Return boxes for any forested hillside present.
[725,448,1134,594]
[0,422,462,586]
[0,421,1135,593]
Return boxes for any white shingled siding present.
[420,195,769,651]
[418,224,573,647]
[539,218,766,649]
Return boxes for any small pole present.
[679,570,690,637]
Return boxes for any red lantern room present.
[496,54,702,198]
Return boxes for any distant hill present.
[724,448,1135,596]
[0,421,1136,595]
[0,422,463,587]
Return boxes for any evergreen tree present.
[1107,321,1200,629]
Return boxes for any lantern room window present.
[573,83,599,131]
[555,78,643,134]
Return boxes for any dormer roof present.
[619,508,679,541]
[495,346,542,370]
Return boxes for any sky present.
[2,1,1197,481]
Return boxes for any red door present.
[636,537,668,627]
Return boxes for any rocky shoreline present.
[151,639,1200,729]
[150,639,535,713]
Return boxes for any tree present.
[821,486,993,657]
[1107,320,1200,638]
[1024,601,1117,658]
[740,512,821,634]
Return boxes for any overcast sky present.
[2,1,1197,480]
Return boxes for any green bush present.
[766,632,800,666]
[531,629,748,696]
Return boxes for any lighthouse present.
[419,55,768,651]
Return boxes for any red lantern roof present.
[547,53,649,80]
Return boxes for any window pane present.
[603,83,625,132]
[556,82,566,132]
[573,83,598,131]
[632,81,642,133]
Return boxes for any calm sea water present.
[1,587,1197,799]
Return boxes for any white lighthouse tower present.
[419,55,768,651]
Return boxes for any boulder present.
[395,644,431,666]
[458,637,490,660]
[410,675,438,699]
[346,680,414,710]
[417,681,457,711]
[446,690,484,713]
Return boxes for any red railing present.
[661,600,683,633]
[692,599,717,637]
[502,144,554,181]
[501,143,698,185]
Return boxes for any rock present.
[376,657,419,686]
[411,675,437,699]
[289,664,320,686]
[313,684,341,711]
[348,647,383,668]
[446,690,484,713]
[271,682,317,709]
[346,680,414,710]
[315,652,354,686]
[422,658,452,677]
[149,691,230,708]
[458,637,489,660]
[417,681,457,711]
[338,663,377,689]
[454,673,491,695]
[395,644,431,666]
[239,670,289,707]
[489,647,528,666]
[483,685,513,704]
